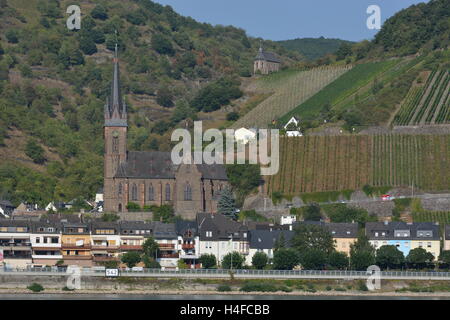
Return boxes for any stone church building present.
[254,45,281,74]
[103,47,228,220]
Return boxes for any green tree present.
[225,163,261,206]
[376,245,405,270]
[439,250,450,269]
[142,256,161,269]
[303,203,322,221]
[299,248,328,270]
[335,42,353,60]
[25,139,46,164]
[328,251,349,270]
[5,30,19,43]
[79,36,97,55]
[121,251,141,268]
[199,254,217,269]
[156,86,174,107]
[91,4,108,20]
[349,234,376,270]
[273,248,299,270]
[274,232,286,251]
[292,224,335,255]
[217,186,236,219]
[142,237,159,259]
[151,34,174,55]
[221,252,245,269]
[406,248,434,270]
[152,205,176,223]
[252,251,268,270]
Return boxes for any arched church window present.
[184,183,192,201]
[131,184,138,201]
[148,184,154,201]
[165,184,171,201]
[112,131,119,153]
[118,183,122,196]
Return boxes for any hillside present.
[277,37,354,61]
[267,134,450,199]
[231,65,351,129]
[373,0,449,57]
[0,0,299,206]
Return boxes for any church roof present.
[255,47,281,63]
[114,151,228,180]
[104,44,127,127]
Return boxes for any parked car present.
[381,195,392,201]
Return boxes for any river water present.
[0,294,448,300]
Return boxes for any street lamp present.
[229,234,233,271]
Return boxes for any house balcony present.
[179,254,199,260]
[62,255,92,260]
[182,243,195,250]
[32,254,63,260]
[158,243,175,250]
[120,245,142,251]
[91,245,119,251]
[31,243,61,249]
[159,253,179,259]
[61,244,91,250]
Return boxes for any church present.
[103,46,228,220]
[254,45,281,75]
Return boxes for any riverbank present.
[2,275,450,298]
[1,288,450,298]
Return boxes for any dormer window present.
[206,231,212,238]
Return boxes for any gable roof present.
[295,221,359,238]
[255,48,281,63]
[249,230,294,249]
[114,151,227,180]
[197,213,248,241]
[366,222,440,240]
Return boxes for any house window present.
[427,242,432,248]
[131,184,138,201]
[148,184,154,201]
[165,184,171,201]
[112,136,119,153]
[184,183,192,201]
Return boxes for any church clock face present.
[112,130,119,138]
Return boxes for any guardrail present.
[2,267,450,280]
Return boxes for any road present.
[3,268,450,281]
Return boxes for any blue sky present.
[153,0,429,41]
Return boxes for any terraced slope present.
[231,66,351,129]
[266,134,450,197]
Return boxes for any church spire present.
[104,43,127,127]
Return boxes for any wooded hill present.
[277,37,354,61]
[0,0,299,206]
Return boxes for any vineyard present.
[413,211,450,225]
[280,60,400,122]
[393,69,450,125]
[231,65,351,129]
[266,134,450,197]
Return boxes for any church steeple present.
[104,44,127,127]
